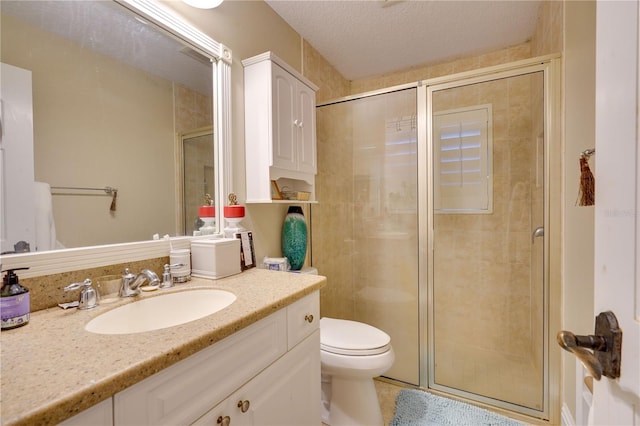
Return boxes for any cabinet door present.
[231,330,320,426]
[192,331,320,426]
[296,82,317,175]
[271,64,297,171]
[58,398,113,426]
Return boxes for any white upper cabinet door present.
[297,81,317,174]
[271,64,297,171]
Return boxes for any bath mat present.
[391,389,526,426]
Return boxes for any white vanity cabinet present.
[243,52,319,203]
[58,398,113,426]
[192,331,320,426]
[194,291,321,426]
[112,291,320,426]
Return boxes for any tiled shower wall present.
[312,41,534,324]
[432,73,541,362]
[309,0,561,360]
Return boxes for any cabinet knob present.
[293,119,300,126]
[305,314,314,323]
[237,399,250,413]
[217,415,231,426]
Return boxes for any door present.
[192,331,320,426]
[271,64,297,171]
[0,63,35,254]
[181,128,214,236]
[296,82,317,174]
[592,1,640,424]
[231,331,320,425]
[428,68,548,417]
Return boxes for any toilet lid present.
[320,317,391,356]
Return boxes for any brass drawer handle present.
[304,314,314,323]
[217,415,230,426]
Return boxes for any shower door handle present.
[532,226,544,243]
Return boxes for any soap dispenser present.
[1,267,31,330]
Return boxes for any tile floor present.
[321,379,403,426]
[322,378,546,426]
[374,379,404,424]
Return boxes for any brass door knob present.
[557,311,622,380]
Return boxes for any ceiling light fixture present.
[182,0,223,9]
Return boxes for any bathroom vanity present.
[0,269,324,426]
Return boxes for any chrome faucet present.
[119,268,160,297]
[64,278,99,310]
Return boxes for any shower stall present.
[311,56,560,419]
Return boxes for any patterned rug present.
[391,389,527,426]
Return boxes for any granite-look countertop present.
[0,268,325,426]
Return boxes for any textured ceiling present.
[265,0,542,80]
[1,1,212,94]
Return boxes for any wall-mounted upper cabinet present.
[243,52,319,203]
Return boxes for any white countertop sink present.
[85,289,237,334]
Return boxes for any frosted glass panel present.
[314,88,419,385]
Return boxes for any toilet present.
[320,317,395,426]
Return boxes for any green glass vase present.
[282,206,307,270]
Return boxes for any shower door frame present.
[417,55,562,421]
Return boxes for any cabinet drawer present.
[114,309,287,426]
[287,291,319,349]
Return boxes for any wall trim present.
[1,237,189,278]
[561,403,576,426]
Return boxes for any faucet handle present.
[64,279,99,310]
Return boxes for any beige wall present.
[350,42,532,95]
[302,39,351,104]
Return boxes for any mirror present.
[181,127,215,236]
[0,0,231,256]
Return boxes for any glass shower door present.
[351,89,419,384]
[314,88,420,385]
[429,71,546,413]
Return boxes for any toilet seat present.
[320,317,391,356]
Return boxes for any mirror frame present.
[1,0,232,278]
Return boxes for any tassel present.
[578,155,595,206]
[110,189,118,212]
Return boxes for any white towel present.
[34,181,58,251]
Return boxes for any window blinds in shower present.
[433,104,493,212]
